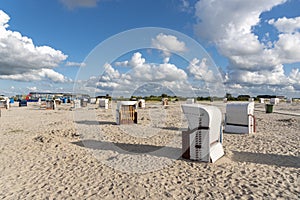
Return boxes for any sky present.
[0,0,300,98]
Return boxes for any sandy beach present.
[0,101,299,199]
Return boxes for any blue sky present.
[0,0,300,97]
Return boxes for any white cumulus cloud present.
[27,86,37,91]
[65,61,86,67]
[187,58,217,82]
[152,33,187,57]
[83,52,192,96]
[273,32,300,63]
[288,68,300,84]
[0,10,69,83]
[0,68,71,83]
[269,16,300,33]
[193,0,300,95]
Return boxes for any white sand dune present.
[0,101,299,199]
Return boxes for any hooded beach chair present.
[181,104,224,163]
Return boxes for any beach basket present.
[224,102,255,134]
[116,101,137,125]
[99,99,109,109]
[181,104,224,163]
[137,99,145,108]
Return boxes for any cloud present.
[194,0,284,60]
[194,0,286,42]
[226,65,288,86]
[273,32,300,63]
[65,61,86,67]
[288,68,300,84]
[0,10,69,82]
[114,52,188,82]
[79,50,227,97]
[269,16,300,33]
[40,69,71,83]
[27,86,37,92]
[187,58,217,82]
[193,0,300,95]
[179,0,193,13]
[0,10,9,28]
[151,33,187,57]
[59,0,99,9]
[224,65,300,96]
[0,68,71,83]
[129,52,146,67]
[114,60,129,67]
[82,52,194,96]
[100,63,121,81]
[125,52,188,82]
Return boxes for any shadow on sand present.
[232,151,300,168]
[72,140,182,160]
[159,126,180,131]
[75,120,116,125]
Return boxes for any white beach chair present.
[259,98,264,103]
[137,99,145,108]
[270,98,280,105]
[74,99,81,109]
[186,98,195,104]
[99,99,109,109]
[89,98,97,104]
[181,104,224,163]
[224,102,255,134]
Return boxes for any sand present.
[0,101,299,199]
